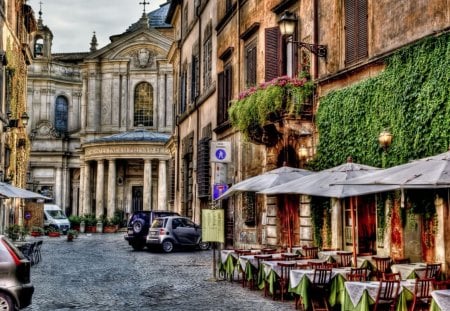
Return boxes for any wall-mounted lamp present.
[378,129,393,151]
[278,11,327,58]
[299,145,309,161]
[5,111,29,129]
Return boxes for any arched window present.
[34,37,44,57]
[55,96,68,133]
[134,82,153,127]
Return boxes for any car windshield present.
[47,210,67,219]
[151,218,166,229]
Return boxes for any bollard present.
[80,221,85,233]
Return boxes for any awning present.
[0,182,49,199]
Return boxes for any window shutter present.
[224,65,232,120]
[265,27,281,81]
[196,138,210,198]
[345,0,368,65]
[246,44,257,86]
[357,0,368,59]
[217,71,225,124]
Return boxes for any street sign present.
[210,141,231,163]
[212,183,228,200]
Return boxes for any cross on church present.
[139,0,150,13]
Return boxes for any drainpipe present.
[313,0,319,79]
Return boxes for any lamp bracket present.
[289,39,327,58]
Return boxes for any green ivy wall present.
[314,32,450,170]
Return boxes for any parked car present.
[124,210,179,250]
[147,216,210,253]
[0,235,34,310]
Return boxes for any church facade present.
[26,4,174,222]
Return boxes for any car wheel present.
[131,242,145,251]
[198,241,210,250]
[132,219,144,234]
[162,240,174,253]
[0,292,14,311]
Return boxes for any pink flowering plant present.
[229,74,314,140]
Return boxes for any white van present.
[44,204,70,234]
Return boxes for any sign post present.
[202,208,225,281]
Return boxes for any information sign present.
[202,209,224,243]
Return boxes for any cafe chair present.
[392,257,410,264]
[382,272,401,281]
[253,254,272,290]
[424,262,441,280]
[373,279,400,311]
[261,248,277,255]
[337,251,353,267]
[281,253,300,261]
[33,240,43,265]
[348,267,369,281]
[373,256,391,280]
[308,261,332,270]
[321,247,340,251]
[310,267,333,311]
[277,262,296,301]
[410,278,433,311]
[302,246,319,259]
[296,262,310,270]
[346,273,366,281]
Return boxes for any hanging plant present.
[229,74,314,140]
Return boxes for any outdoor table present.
[390,262,427,280]
[430,289,450,311]
[288,267,351,310]
[318,250,340,262]
[342,279,416,311]
[261,258,328,295]
[352,256,376,271]
[219,250,238,281]
[238,253,274,285]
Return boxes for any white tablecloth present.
[318,250,340,262]
[390,262,426,280]
[262,258,328,277]
[290,267,351,289]
[345,279,416,307]
[431,289,450,310]
[220,250,236,264]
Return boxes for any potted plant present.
[68,215,82,231]
[82,214,97,233]
[66,229,78,241]
[104,212,122,233]
[46,226,61,237]
[30,226,45,237]
[6,224,21,241]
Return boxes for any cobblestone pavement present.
[22,233,293,311]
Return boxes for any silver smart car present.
[147,216,210,253]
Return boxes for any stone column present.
[79,163,85,216]
[331,198,343,249]
[107,159,116,218]
[80,76,87,130]
[83,162,91,215]
[143,159,152,211]
[55,167,62,207]
[96,160,105,218]
[158,160,167,211]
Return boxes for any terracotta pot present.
[31,231,42,237]
[48,232,60,237]
[103,225,118,233]
[85,226,96,233]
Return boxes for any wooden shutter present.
[345,0,368,65]
[246,44,257,86]
[265,27,281,81]
[224,65,232,120]
[217,71,225,124]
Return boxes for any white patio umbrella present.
[0,182,49,199]
[338,150,450,189]
[259,158,398,266]
[216,166,313,200]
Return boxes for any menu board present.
[202,209,224,243]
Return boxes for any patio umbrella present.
[216,166,313,200]
[0,182,49,199]
[338,150,450,189]
[259,158,397,266]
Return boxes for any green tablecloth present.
[289,276,312,310]
[341,284,413,311]
[219,254,236,281]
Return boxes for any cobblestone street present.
[22,233,292,311]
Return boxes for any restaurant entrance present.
[344,196,376,254]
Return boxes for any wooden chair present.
[337,251,352,267]
[281,253,300,261]
[424,263,441,280]
[393,257,410,264]
[303,246,319,259]
[348,267,369,281]
[346,273,366,281]
[382,272,401,281]
[410,278,433,311]
[321,247,340,251]
[296,262,310,269]
[373,279,400,311]
[372,256,391,280]
[309,261,333,270]
[253,254,272,290]
[277,262,296,301]
[310,267,333,310]
[261,248,277,255]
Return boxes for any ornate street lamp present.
[378,129,393,151]
[21,112,29,127]
[278,11,327,58]
[299,145,309,161]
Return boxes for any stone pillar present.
[96,160,105,218]
[107,159,116,218]
[331,198,343,249]
[79,163,85,216]
[83,162,91,215]
[143,159,152,211]
[80,76,87,130]
[158,160,167,211]
[55,167,62,207]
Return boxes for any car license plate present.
[127,230,133,235]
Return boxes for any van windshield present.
[47,210,67,219]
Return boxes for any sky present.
[28,0,167,53]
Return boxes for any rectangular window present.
[217,64,232,125]
[182,5,188,39]
[180,68,187,114]
[345,0,368,65]
[245,41,257,87]
[191,54,200,102]
[203,37,212,91]
[196,137,210,198]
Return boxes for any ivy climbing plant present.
[314,33,450,170]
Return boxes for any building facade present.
[0,0,36,231]
[27,3,175,222]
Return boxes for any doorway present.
[132,186,143,212]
